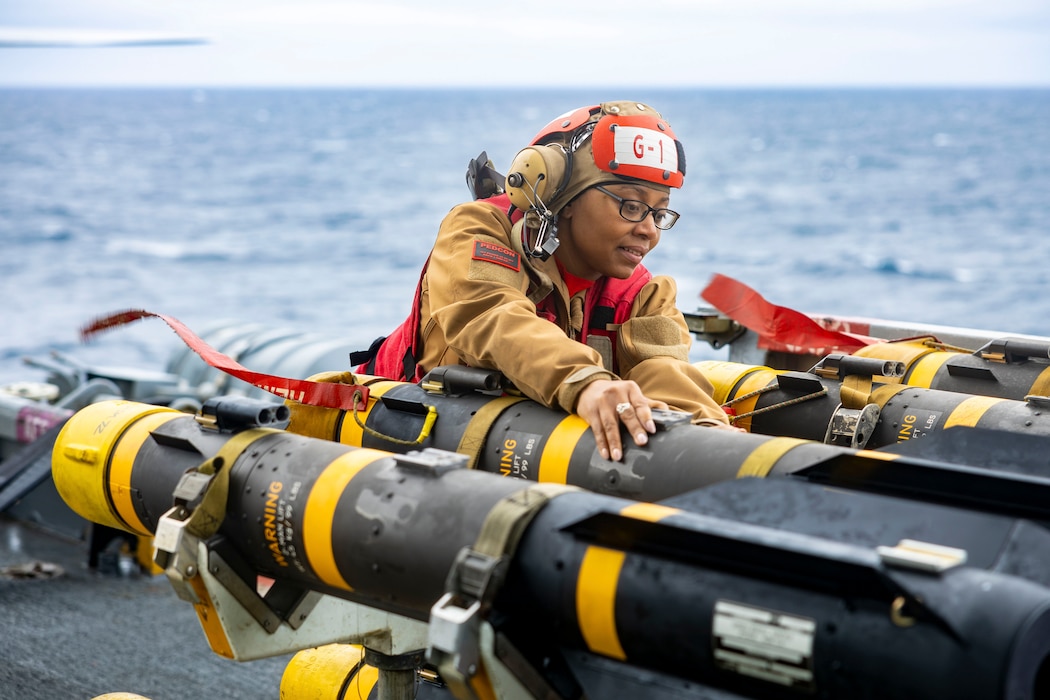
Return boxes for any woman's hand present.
[576,379,668,462]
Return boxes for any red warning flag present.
[701,274,881,354]
[80,309,370,410]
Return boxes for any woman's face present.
[555,183,668,280]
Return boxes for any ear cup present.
[505,144,569,212]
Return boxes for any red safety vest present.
[578,265,653,371]
[353,195,651,381]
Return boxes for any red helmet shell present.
[529,105,601,145]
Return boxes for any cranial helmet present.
[504,101,686,259]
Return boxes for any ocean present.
[2,88,1048,387]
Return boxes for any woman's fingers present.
[577,380,666,461]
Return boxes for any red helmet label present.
[591,115,684,188]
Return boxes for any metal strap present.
[473,482,574,559]
[183,428,274,538]
[455,396,527,470]
[429,482,577,699]
[840,374,874,410]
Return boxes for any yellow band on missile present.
[350,664,380,700]
[694,361,775,407]
[575,502,677,662]
[726,368,780,432]
[336,380,401,448]
[576,545,627,661]
[538,415,589,484]
[286,402,343,442]
[109,410,186,536]
[906,351,955,389]
[944,395,1007,429]
[854,340,955,387]
[736,437,810,478]
[302,448,388,591]
[620,502,680,523]
[285,371,389,443]
[854,449,899,461]
[52,400,181,533]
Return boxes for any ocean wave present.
[857,254,976,283]
[104,237,238,261]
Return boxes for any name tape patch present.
[472,240,520,272]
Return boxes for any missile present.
[51,398,1050,700]
[73,311,1050,515]
[284,367,830,501]
[851,336,1050,400]
[696,357,1050,454]
[281,368,1050,523]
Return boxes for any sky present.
[0,0,1048,88]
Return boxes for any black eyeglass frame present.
[593,186,680,230]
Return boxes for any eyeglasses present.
[594,186,680,230]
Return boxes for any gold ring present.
[615,402,632,415]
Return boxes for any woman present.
[359,101,735,462]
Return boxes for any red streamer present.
[701,274,881,354]
[80,310,370,411]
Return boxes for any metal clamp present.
[447,548,508,603]
[429,592,484,682]
[153,464,228,602]
[650,408,692,431]
[428,547,506,684]
[153,504,205,603]
[824,403,881,448]
[876,539,968,573]
[152,422,251,600]
[394,448,471,477]
[1026,394,1050,408]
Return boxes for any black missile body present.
[282,371,1050,525]
[852,336,1050,400]
[51,400,1050,699]
[698,359,1050,456]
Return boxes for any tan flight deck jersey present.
[414,199,729,425]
